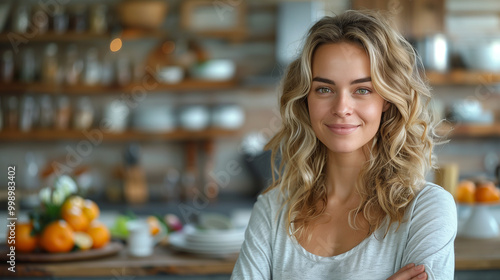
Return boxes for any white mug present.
[127,219,162,257]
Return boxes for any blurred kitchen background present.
[0,0,499,279]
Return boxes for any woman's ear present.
[382,101,391,112]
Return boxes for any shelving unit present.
[0,29,168,43]
[449,124,500,138]
[426,70,500,86]
[0,79,239,95]
[0,129,240,142]
[437,123,500,138]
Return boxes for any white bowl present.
[178,105,211,131]
[460,37,500,72]
[460,204,500,239]
[211,104,245,129]
[104,100,130,132]
[190,59,235,81]
[132,105,176,132]
[157,66,184,84]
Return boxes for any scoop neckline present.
[289,228,377,262]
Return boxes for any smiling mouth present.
[326,124,360,135]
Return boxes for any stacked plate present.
[169,224,245,257]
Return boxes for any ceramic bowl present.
[190,60,235,81]
[157,66,184,84]
[460,204,500,239]
[211,104,245,129]
[178,105,211,131]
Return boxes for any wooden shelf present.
[437,123,500,138]
[451,124,500,138]
[426,70,500,85]
[0,30,167,43]
[0,129,241,142]
[0,79,239,95]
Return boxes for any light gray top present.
[231,183,457,280]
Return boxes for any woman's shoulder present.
[256,187,286,210]
[414,182,455,204]
[409,182,457,220]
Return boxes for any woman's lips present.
[326,124,360,135]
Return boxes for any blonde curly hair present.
[265,10,438,239]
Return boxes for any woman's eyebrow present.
[351,77,371,84]
[312,77,335,85]
[312,76,372,85]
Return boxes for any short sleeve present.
[401,184,458,280]
[231,192,275,280]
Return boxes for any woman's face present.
[307,42,389,155]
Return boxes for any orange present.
[455,180,476,203]
[147,216,161,236]
[61,195,85,214]
[82,199,100,221]
[74,232,93,250]
[475,181,500,203]
[62,206,90,232]
[87,220,110,249]
[40,220,74,253]
[13,223,38,253]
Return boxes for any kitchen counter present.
[1,244,237,278]
[2,204,500,278]
[455,236,500,270]
[1,237,500,278]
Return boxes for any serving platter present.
[0,241,123,262]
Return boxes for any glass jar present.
[64,45,83,85]
[84,48,101,85]
[39,95,54,129]
[42,43,60,84]
[52,5,69,34]
[12,5,30,33]
[90,4,108,34]
[116,56,131,86]
[1,50,14,83]
[73,97,94,130]
[32,6,49,34]
[20,48,36,83]
[6,96,18,130]
[55,96,71,130]
[71,4,88,33]
[20,96,35,132]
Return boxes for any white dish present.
[178,105,210,131]
[211,104,245,129]
[459,204,500,239]
[183,224,245,243]
[132,105,176,132]
[169,232,242,257]
[190,59,235,81]
[157,66,184,84]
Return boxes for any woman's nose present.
[331,92,353,117]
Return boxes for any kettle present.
[416,34,449,73]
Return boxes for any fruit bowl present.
[455,179,500,239]
[458,203,500,239]
[0,241,123,262]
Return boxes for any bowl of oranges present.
[10,175,120,261]
[455,179,500,239]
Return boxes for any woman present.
[232,10,457,280]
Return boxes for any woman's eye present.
[355,88,371,95]
[316,87,332,94]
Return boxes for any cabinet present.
[0,0,279,204]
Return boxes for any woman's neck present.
[325,149,368,205]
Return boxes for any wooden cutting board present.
[0,241,123,262]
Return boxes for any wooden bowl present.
[119,0,168,29]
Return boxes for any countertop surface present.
[1,244,238,277]
[2,203,500,277]
[1,237,500,278]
